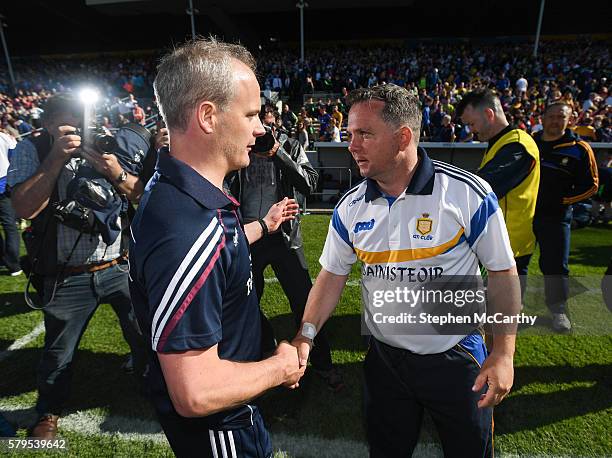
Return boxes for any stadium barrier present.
[305,141,612,211]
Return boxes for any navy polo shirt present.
[129,149,262,422]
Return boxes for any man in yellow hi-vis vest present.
[457,89,540,298]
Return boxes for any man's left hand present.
[263,197,299,233]
[472,352,514,408]
[80,145,123,182]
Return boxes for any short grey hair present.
[154,37,256,131]
[347,84,422,143]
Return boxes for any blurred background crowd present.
[1,39,610,145]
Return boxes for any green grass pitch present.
[0,217,610,457]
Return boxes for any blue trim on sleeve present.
[467,192,499,247]
[332,208,353,248]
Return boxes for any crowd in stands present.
[0,39,610,143]
[0,56,158,141]
[258,39,611,143]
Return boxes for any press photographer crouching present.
[7,93,150,439]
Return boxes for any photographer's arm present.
[11,127,80,219]
[114,172,144,202]
[80,148,144,202]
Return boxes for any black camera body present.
[73,126,119,154]
[52,200,96,234]
[253,125,276,153]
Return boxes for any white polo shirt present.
[320,148,515,354]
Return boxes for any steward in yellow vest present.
[457,89,540,296]
[478,126,540,258]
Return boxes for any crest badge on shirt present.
[416,213,433,236]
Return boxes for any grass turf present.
[0,216,610,457]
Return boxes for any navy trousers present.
[364,338,493,458]
[157,405,272,458]
[533,209,572,314]
[0,193,21,273]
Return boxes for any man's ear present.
[484,107,496,122]
[398,126,413,150]
[196,101,217,134]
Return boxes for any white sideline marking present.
[0,402,582,457]
[0,321,44,363]
[0,403,446,457]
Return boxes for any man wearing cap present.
[8,94,148,439]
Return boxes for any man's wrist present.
[269,141,280,156]
[114,169,128,185]
[258,218,269,237]
[300,322,317,340]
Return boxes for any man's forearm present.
[486,267,521,354]
[301,269,348,330]
[162,345,299,418]
[244,220,264,245]
[12,155,65,219]
[177,357,286,417]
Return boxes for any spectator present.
[296,120,309,150]
[318,106,332,140]
[327,117,342,142]
[0,131,21,276]
[131,101,145,125]
[331,104,343,128]
[434,114,455,142]
[281,104,298,131]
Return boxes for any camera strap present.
[25,225,84,311]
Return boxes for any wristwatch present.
[301,322,317,341]
[115,169,128,184]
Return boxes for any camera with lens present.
[73,126,119,154]
[252,125,277,154]
[52,199,96,234]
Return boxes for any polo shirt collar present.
[486,125,513,151]
[364,146,435,202]
[157,148,238,209]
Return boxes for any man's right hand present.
[50,125,81,163]
[273,340,305,388]
[291,335,312,368]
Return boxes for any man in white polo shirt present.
[292,84,522,457]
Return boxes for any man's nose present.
[253,118,265,137]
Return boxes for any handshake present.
[272,335,314,389]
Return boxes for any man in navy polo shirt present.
[129,38,304,458]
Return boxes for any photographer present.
[227,106,344,391]
[7,94,147,439]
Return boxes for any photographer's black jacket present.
[227,132,318,255]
